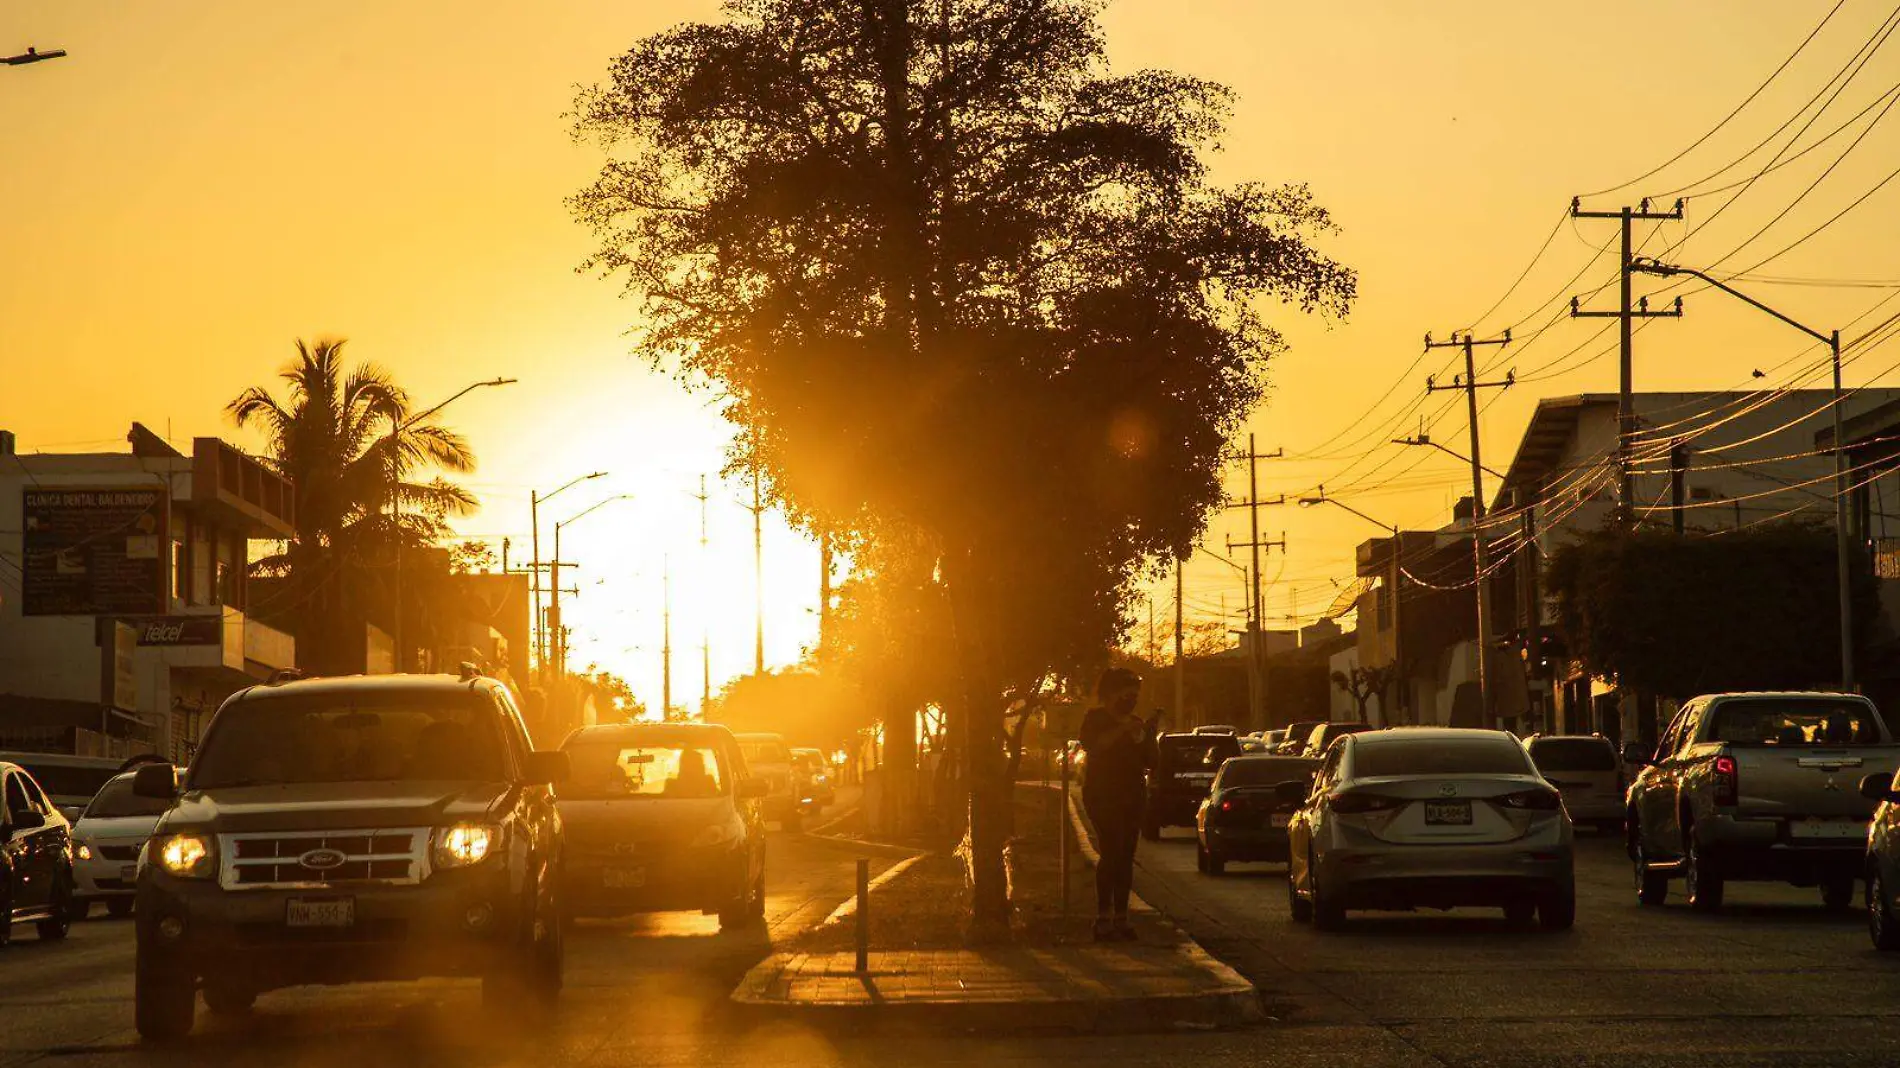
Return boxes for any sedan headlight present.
[433,823,500,869]
[154,834,215,879]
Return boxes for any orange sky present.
[4,1,1896,707]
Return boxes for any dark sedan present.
[1195,754,1316,874]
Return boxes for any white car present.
[1286,728,1576,931]
[735,733,802,831]
[1523,734,1624,831]
[69,771,169,918]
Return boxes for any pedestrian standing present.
[1078,667,1157,942]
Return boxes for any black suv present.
[1144,733,1243,839]
[130,673,569,1040]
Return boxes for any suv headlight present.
[433,823,500,869]
[153,834,216,879]
[692,822,740,849]
[74,841,93,861]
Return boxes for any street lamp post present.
[1632,258,1854,691]
[551,494,635,679]
[532,473,607,683]
[387,377,516,672]
[1301,487,1408,722]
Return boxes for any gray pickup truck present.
[1625,692,1900,912]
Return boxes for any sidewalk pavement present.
[729,787,1262,1032]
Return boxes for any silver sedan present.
[1285,728,1575,931]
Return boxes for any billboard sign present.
[21,487,168,616]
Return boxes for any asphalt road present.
[8,809,1900,1067]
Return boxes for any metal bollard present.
[855,857,870,973]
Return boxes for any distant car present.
[791,748,835,808]
[1195,754,1316,875]
[1193,725,1239,736]
[1300,721,1374,758]
[70,771,171,919]
[1523,735,1624,832]
[1144,733,1243,839]
[558,723,767,931]
[1286,728,1575,931]
[735,733,803,831]
[1276,722,1324,755]
[0,753,134,822]
[2,761,76,946]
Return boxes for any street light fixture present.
[1392,435,1508,481]
[388,377,517,670]
[532,472,608,680]
[1301,486,1409,720]
[3,47,68,67]
[1631,256,1855,691]
[549,494,636,679]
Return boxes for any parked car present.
[1192,725,1239,736]
[2,761,76,946]
[1275,722,1324,755]
[71,771,171,919]
[791,747,835,808]
[734,733,803,831]
[558,723,767,931]
[1625,692,1900,912]
[1286,728,1575,931]
[0,752,135,822]
[1300,721,1374,758]
[130,672,569,1041]
[1523,735,1624,832]
[1239,734,1270,754]
[1195,754,1316,875]
[1144,733,1243,839]
[1860,771,1900,949]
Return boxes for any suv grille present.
[219,828,428,890]
[98,844,141,861]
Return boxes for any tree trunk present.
[941,545,1011,942]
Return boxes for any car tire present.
[1822,876,1857,913]
[1141,818,1161,842]
[202,981,257,1017]
[37,877,72,942]
[1538,886,1577,931]
[1194,843,1207,873]
[107,898,134,919]
[1685,834,1723,912]
[68,899,91,923]
[134,955,195,1041]
[1870,868,1900,951]
[1206,849,1226,877]
[483,901,562,1019]
[1502,901,1535,926]
[1630,821,1668,907]
[1310,859,1345,932]
[1286,867,1312,924]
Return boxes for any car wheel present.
[1630,822,1668,907]
[1141,818,1161,842]
[37,876,72,941]
[1823,875,1857,913]
[202,981,257,1016]
[1538,886,1577,931]
[107,898,134,919]
[1502,901,1535,926]
[68,899,91,923]
[1206,849,1226,877]
[134,953,195,1041]
[1286,865,1313,924]
[1870,868,1900,951]
[1685,834,1723,912]
[1194,842,1207,873]
[1311,857,1346,932]
[483,901,562,1018]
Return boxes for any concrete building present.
[0,424,297,761]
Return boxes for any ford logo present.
[298,848,347,871]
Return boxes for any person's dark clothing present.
[1079,705,1155,917]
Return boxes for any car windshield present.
[81,776,171,819]
[1352,736,1533,778]
[563,740,729,799]
[1218,758,1311,788]
[1159,736,1240,769]
[190,692,507,788]
[1528,738,1619,772]
[12,762,119,800]
[739,740,790,765]
[1708,700,1886,747]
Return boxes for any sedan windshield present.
[563,741,729,800]
[1352,737,1533,778]
[191,693,506,788]
[82,776,172,819]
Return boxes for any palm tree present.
[228,338,480,672]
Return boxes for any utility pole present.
[663,559,673,720]
[1425,331,1513,728]
[697,474,712,714]
[1173,557,1186,725]
[748,453,766,675]
[1570,197,1685,518]
[1226,435,1285,729]
[1227,528,1287,729]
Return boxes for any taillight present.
[1218,798,1236,812]
[1713,755,1738,807]
[1499,788,1563,811]
[1329,791,1404,814]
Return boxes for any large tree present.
[572,0,1353,935]
[229,338,479,673]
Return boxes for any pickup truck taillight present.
[1713,755,1739,807]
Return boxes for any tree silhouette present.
[1330,665,1393,722]
[228,338,478,672]
[573,0,1353,936]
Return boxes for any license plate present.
[119,865,139,882]
[1790,819,1865,839]
[286,898,354,928]
[603,867,647,889]
[1269,814,1290,828]
[1424,801,1472,826]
